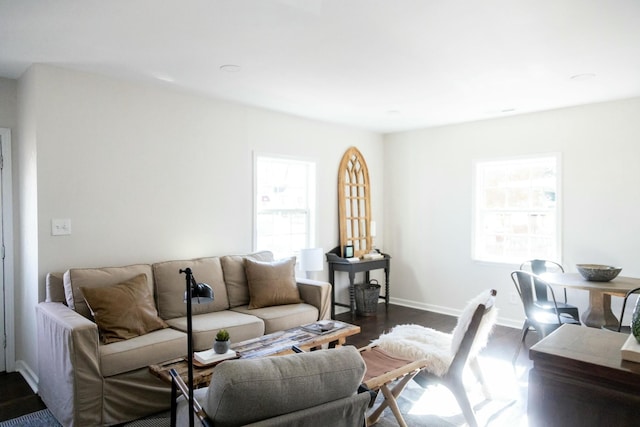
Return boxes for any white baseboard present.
[335,296,523,329]
[15,360,39,393]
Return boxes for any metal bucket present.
[354,280,381,316]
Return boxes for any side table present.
[528,324,640,426]
[326,247,390,317]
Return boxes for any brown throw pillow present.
[81,274,168,344]
[245,257,302,309]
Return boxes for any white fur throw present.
[372,289,498,377]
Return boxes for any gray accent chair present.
[176,346,369,427]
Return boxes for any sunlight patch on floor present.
[403,354,529,426]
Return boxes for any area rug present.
[371,379,519,427]
[0,410,170,427]
[1,393,516,427]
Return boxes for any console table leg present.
[384,267,390,309]
[349,271,357,316]
[329,268,336,319]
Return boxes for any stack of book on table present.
[621,335,640,363]
[301,320,347,335]
[193,348,237,365]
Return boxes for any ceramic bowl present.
[576,264,622,282]
[319,321,335,332]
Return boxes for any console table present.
[528,324,640,426]
[326,247,390,318]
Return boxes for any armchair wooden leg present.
[366,371,419,427]
[468,358,491,400]
[447,378,478,427]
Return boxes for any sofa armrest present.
[36,302,103,427]
[296,278,331,320]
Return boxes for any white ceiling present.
[2,0,640,133]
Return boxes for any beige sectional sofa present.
[36,251,331,427]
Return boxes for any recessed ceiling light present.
[570,73,596,81]
[501,108,516,113]
[386,110,401,115]
[154,74,175,83]
[220,64,241,72]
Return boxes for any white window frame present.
[253,152,317,260]
[472,153,562,264]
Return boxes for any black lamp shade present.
[185,280,214,304]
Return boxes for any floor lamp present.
[179,268,214,427]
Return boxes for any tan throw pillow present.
[245,257,302,309]
[221,251,275,308]
[81,274,168,344]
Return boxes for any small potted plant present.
[213,329,231,354]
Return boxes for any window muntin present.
[254,155,316,259]
[473,155,560,264]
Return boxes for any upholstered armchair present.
[175,346,370,427]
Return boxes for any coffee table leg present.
[329,337,346,349]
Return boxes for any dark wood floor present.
[0,304,532,423]
[335,303,529,363]
[0,371,46,421]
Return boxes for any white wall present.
[16,65,383,378]
[16,67,39,383]
[16,63,640,381]
[383,98,640,326]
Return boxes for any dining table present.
[541,272,640,328]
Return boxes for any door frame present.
[0,128,15,372]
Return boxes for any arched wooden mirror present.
[338,147,372,258]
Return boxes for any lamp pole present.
[180,268,196,427]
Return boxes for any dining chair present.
[511,270,581,365]
[603,286,640,333]
[519,259,580,322]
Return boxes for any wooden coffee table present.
[149,321,360,389]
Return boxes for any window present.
[254,154,316,259]
[473,154,560,264]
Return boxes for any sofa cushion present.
[99,327,187,377]
[201,346,366,426]
[81,274,169,344]
[46,272,66,304]
[245,257,302,309]
[231,303,318,334]
[165,310,265,351]
[153,257,229,320]
[220,251,274,308]
[64,264,154,320]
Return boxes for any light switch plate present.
[51,218,71,236]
